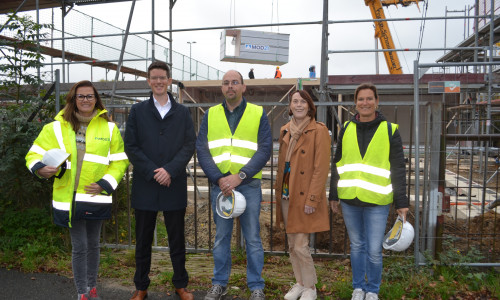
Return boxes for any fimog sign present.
[220,29,289,66]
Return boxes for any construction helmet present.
[276,66,280,69]
[216,190,246,219]
[383,215,414,252]
[42,148,70,168]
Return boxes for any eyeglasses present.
[149,76,169,81]
[222,80,240,86]
[76,94,95,101]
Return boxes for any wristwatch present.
[238,171,247,180]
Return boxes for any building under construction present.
[1,0,499,267]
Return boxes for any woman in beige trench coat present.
[274,90,331,300]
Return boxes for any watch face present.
[239,172,246,180]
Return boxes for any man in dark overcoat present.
[124,61,196,300]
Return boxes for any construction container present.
[220,29,290,66]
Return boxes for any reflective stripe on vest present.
[52,199,70,211]
[75,193,112,204]
[51,117,118,215]
[336,121,397,205]
[207,103,263,178]
[53,121,67,152]
[29,144,46,156]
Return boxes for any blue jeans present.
[210,178,265,291]
[341,202,390,294]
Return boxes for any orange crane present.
[364,0,423,74]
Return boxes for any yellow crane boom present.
[364,0,423,74]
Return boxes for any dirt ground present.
[446,156,500,191]
[183,162,500,258]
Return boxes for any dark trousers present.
[133,208,189,290]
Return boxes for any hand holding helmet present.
[216,190,246,219]
[383,215,414,252]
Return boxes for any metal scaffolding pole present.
[41,58,151,66]
[329,47,484,54]
[169,0,176,69]
[318,0,328,124]
[158,15,489,34]
[0,0,29,33]
[413,60,421,267]
[414,57,499,266]
[151,0,155,61]
[110,0,136,106]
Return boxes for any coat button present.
[160,131,163,135]
[301,150,305,154]
[300,192,304,195]
[300,171,304,174]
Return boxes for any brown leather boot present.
[130,290,148,300]
[175,288,194,300]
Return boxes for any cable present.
[271,0,280,32]
[277,0,280,33]
[417,0,429,62]
[387,8,410,73]
[229,0,235,26]
[271,0,274,31]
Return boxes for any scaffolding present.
[0,4,225,84]
[1,0,500,267]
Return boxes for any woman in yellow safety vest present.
[25,80,129,300]
[329,83,409,300]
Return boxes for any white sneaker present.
[351,288,365,300]
[284,283,305,300]
[299,288,317,300]
[365,292,379,300]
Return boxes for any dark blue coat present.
[124,93,196,211]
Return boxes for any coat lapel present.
[281,124,291,153]
[148,96,162,121]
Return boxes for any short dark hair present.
[289,90,316,118]
[148,61,171,78]
[354,83,378,103]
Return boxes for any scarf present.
[73,110,97,190]
[285,116,311,162]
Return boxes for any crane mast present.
[364,0,423,74]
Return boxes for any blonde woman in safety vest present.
[25,80,129,300]
[329,83,409,300]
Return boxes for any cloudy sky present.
[63,0,479,80]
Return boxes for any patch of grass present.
[157,270,174,288]
[99,248,134,279]
[232,247,247,265]
[1,208,499,299]
[0,207,69,272]
[227,272,247,295]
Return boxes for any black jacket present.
[329,112,409,209]
[124,93,196,211]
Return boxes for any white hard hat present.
[42,148,70,168]
[383,215,414,252]
[216,190,246,219]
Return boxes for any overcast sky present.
[66,0,479,80]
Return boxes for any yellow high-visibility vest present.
[207,103,263,178]
[337,121,397,205]
[25,109,129,227]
